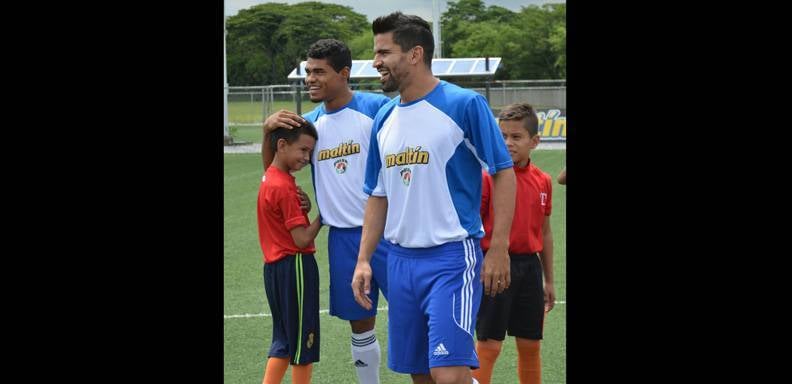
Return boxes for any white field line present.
[224,301,566,319]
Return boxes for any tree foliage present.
[442,1,566,79]
[225,1,565,85]
[348,29,374,60]
[226,2,367,85]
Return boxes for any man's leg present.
[328,228,385,383]
[350,316,381,384]
[429,367,482,384]
[422,239,484,384]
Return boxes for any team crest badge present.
[334,159,348,174]
[400,168,412,186]
[307,332,315,349]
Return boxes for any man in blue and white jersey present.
[263,39,391,384]
[351,12,517,384]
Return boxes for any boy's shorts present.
[263,253,320,365]
[328,226,390,320]
[476,252,545,341]
[386,238,483,374]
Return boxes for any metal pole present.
[485,57,491,104]
[295,60,302,115]
[432,0,442,58]
[223,4,231,145]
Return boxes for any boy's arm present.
[481,167,516,297]
[262,110,305,169]
[557,167,566,185]
[541,215,555,312]
[289,215,322,249]
[352,196,388,310]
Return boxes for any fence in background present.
[226,79,566,140]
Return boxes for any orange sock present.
[516,338,541,384]
[472,340,502,384]
[290,363,312,384]
[262,357,289,384]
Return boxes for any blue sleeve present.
[358,92,391,119]
[363,122,383,196]
[376,94,390,110]
[302,107,322,123]
[363,102,395,196]
[464,95,513,174]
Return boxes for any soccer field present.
[224,150,566,383]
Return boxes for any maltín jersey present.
[364,81,512,248]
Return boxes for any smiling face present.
[277,133,316,173]
[305,57,348,102]
[373,32,411,92]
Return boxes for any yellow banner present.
[536,109,566,139]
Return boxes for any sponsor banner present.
[536,109,566,141]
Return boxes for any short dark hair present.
[306,39,352,76]
[270,120,318,153]
[499,103,539,137]
[372,12,434,68]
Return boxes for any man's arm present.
[261,110,305,169]
[351,196,388,310]
[481,167,516,297]
[541,215,555,312]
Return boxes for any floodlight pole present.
[223,1,231,145]
[432,0,442,58]
[485,57,491,103]
[294,59,302,115]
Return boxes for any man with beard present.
[262,39,391,384]
[351,12,517,384]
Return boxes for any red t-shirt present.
[257,166,315,264]
[480,160,553,254]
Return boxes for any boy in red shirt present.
[257,121,323,384]
[473,103,556,384]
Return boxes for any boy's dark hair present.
[372,12,434,69]
[306,39,352,78]
[499,103,540,137]
[270,120,318,153]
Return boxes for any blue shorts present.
[328,226,390,321]
[263,253,320,365]
[387,238,483,374]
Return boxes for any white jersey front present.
[305,92,390,228]
[364,81,512,248]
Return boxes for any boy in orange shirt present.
[257,121,323,384]
[474,103,555,384]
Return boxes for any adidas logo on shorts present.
[433,343,449,356]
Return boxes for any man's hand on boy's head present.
[263,110,306,133]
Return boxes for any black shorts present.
[263,253,320,365]
[475,252,544,341]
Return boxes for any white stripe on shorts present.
[459,238,476,335]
